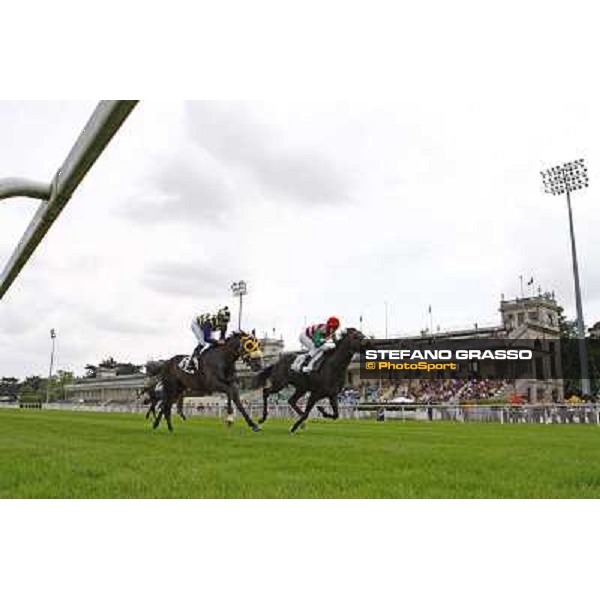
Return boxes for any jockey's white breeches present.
[191,320,205,343]
[299,332,317,354]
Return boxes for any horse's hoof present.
[258,417,266,425]
[252,425,262,433]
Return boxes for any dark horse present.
[138,380,172,421]
[254,328,367,433]
[138,360,188,422]
[153,332,264,432]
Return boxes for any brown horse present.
[152,332,264,432]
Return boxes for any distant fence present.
[0,400,42,410]
[2,401,599,425]
[360,403,600,425]
[43,402,148,414]
[2,401,358,420]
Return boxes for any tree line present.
[1,357,145,402]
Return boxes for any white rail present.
[3,401,599,425]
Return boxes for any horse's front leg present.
[259,383,288,424]
[288,388,307,417]
[225,392,235,427]
[317,395,339,420]
[152,402,163,430]
[177,395,187,421]
[290,392,320,434]
[163,398,174,432]
[225,381,260,432]
[259,386,272,425]
[154,384,173,431]
[146,393,159,420]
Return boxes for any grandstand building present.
[64,367,146,405]
[348,291,564,403]
[64,337,285,404]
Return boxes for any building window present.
[518,313,525,326]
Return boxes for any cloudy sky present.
[2,63,600,377]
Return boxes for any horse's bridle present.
[240,335,263,363]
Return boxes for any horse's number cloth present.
[179,356,193,371]
[292,353,308,372]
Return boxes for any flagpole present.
[527,276,535,297]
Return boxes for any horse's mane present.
[225,330,250,340]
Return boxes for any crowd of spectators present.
[347,379,509,404]
[405,379,464,403]
[456,379,507,403]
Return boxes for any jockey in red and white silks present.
[296,316,341,372]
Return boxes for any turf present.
[1,408,600,498]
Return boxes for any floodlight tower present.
[540,159,590,395]
[231,280,248,331]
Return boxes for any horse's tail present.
[253,364,275,388]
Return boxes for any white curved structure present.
[0,100,138,299]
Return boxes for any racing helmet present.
[327,316,340,330]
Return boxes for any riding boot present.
[303,349,323,373]
[189,344,204,371]
[198,341,216,361]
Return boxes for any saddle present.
[179,356,196,373]
[291,352,326,373]
[181,342,221,374]
[291,353,308,372]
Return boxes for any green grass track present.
[1,409,600,498]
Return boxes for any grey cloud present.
[142,261,231,299]
[120,148,234,224]
[186,102,263,164]
[87,312,160,336]
[0,309,34,336]
[255,151,345,204]
[185,102,348,205]
[36,303,163,338]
